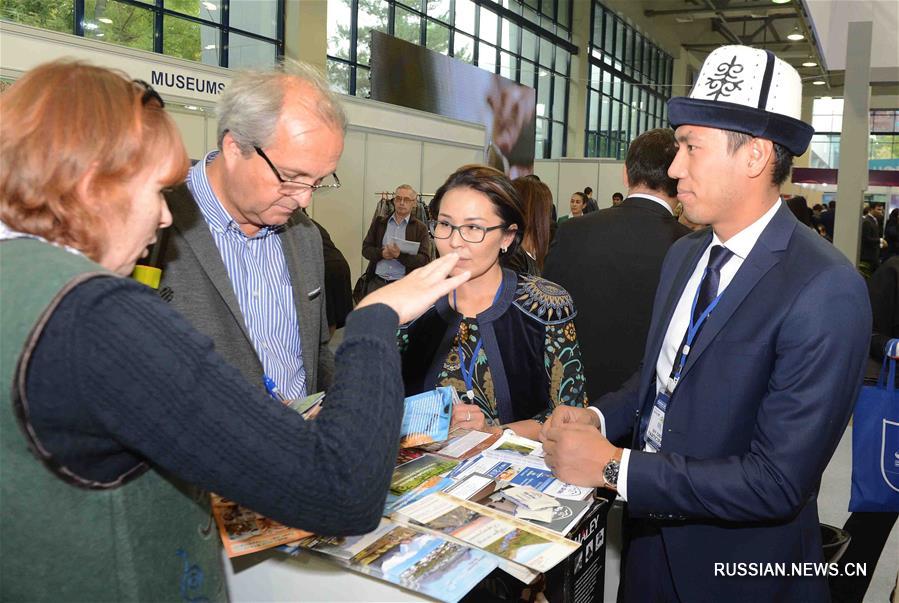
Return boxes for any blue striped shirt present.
[187,152,306,399]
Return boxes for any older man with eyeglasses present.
[157,63,343,401]
[360,184,432,295]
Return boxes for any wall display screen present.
[370,31,536,178]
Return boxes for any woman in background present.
[557,191,586,224]
[400,165,587,440]
[0,61,467,601]
[504,176,553,275]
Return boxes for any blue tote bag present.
[849,339,899,512]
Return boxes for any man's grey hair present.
[216,60,347,154]
[395,184,417,198]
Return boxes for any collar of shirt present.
[390,213,411,226]
[629,193,675,216]
[710,198,783,261]
[188,151,280,240]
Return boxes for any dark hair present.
[584,186,593,195]
[512,177,552,270]
[612,192,624,200]
[786,195,812,227]
[725,131,793,186]
[889,208,899,223]
[430,164,524,257]
[571,191,586,204]
[624,129,678,198]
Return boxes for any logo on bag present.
[883,419,899,493]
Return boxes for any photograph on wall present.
[370,30,536,178]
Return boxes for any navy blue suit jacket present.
[597,203,871,602]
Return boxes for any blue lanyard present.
[669,268,723,388]
[453,281,503,401]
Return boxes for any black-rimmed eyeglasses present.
[428,219,508,243]
[254,146,341,195]
[133,79,164,108]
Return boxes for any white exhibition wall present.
[534,158,626,217]
[1,22,485,283]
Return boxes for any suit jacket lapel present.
[280,215,317,384]
[170,188,252,343]
[678,204,795,380]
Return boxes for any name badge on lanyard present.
[644,273,724,452]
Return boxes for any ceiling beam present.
[645,3,796,17]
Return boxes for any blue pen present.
[263,375,287,403]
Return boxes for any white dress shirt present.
[592,199,782,500]
[629,193,675,216]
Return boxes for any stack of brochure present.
[210,390,593,601]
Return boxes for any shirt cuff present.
[344,304,399,344]
[588,406,606,435]
[618,448,631,502]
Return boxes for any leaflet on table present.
[448,454,592,501]
[391,237,421,255]
[480,492,595,535]
[393,492,579,574]
[384,474,456,515]
[418,427,500,459]
[210,494,310,558]
[288,518,498,603]
[400,387,457,448]
[482,431,548,468]
[390,453,460,495]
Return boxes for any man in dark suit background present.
[544,128,689,400]
[542,45,870,602]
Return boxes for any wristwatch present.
[602,458,621,489]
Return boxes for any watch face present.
[604,460,620,486]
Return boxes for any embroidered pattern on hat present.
[705,55,744,102]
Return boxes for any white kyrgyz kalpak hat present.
[668,45,814,155]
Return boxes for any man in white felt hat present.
[541,45,871,602]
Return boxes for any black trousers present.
[829,512,898,603]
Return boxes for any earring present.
[501,246,508,254]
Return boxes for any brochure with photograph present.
[390,453,460,495]
[400,387,456,448]
[418,428,500,459]
[393,492,579,574]
[291,518,498,603]
[210,494,310,558]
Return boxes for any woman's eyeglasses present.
[428,219,507,243]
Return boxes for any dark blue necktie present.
[693,245,734,324]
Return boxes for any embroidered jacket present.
[400,268,588,424]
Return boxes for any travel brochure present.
[210,494,311,558]
[392,492,580,574]
[286,519,497,603]
[399,386,457,448]
[210,391,594,600]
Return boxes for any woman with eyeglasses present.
[0,61,468,601]
[400,165,588,440]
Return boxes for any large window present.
[1,0,283,69]
[327,0,574,158]
[810,99,899,169]
[585,1,672,159]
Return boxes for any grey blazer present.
[159,184,334,395]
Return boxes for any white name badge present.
[644,390,670,453]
